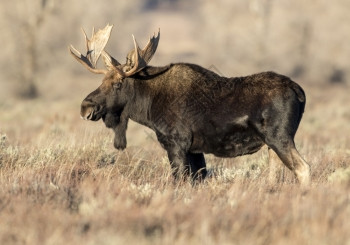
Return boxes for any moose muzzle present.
[80,100,102,121]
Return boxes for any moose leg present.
[268,147,284,185]
[166,146,190,181]
[290,147,311,186]
[112,116,129,150]
[254,101,310,186]
[186,153,207,181]
[268,140,310,186]
[156,132,192,181]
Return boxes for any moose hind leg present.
[269,140,310,186]
[290,147,310,186]
[254,99,310,186]
[186,153,207,181]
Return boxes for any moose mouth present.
[81,106,106,121]
[81,103,122,128]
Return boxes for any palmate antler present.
[70,24,160,77]
[123,31,160,76]
[69,24,115,74]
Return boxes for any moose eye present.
[113,82,122,90]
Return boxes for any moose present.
[70,24,310,186]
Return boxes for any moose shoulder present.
[70,25,311,186]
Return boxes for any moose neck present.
[126,65,171,129]
[126,79,154,129]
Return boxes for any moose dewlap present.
[69,24,310,186]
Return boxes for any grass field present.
[0,82,349,245]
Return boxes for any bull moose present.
[69,24,310,186]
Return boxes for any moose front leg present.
[186,153,207,181]
[156,132,199,181]
[112,116,129,150]
[166,146,190,181]
[166,147,207,182]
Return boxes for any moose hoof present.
[114,136,126,150]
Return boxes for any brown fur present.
[80,63,310,185]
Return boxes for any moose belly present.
[191,129,264,158]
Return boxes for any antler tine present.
[102,50,121,70]
[69,24,115,75]
[142,29,160,64]
[124,29,160,77]
[69,45,107,74]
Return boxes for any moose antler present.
[69,24,116,74]
[123,30,160,77]
[70,24,160,77]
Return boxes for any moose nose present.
[80,100,95,120]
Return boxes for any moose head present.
[69,24,159,132]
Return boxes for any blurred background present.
[0,0,349,148]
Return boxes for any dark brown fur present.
[80,63,310,185]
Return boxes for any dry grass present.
[0,84,350,245]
